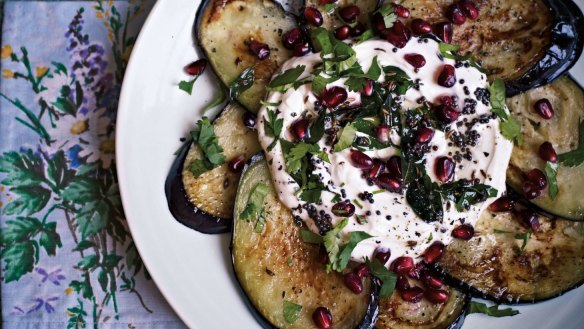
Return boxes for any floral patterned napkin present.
[1,1,186,328]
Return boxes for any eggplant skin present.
[401,0,584,96]
[375,281,469,329]
[303,0,379,30]
[195,0,296,113]
[436,208,584,304]
[232,156,379,329]
[165,102,261,234]
[506,76,584,220]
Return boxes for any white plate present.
[116,0,584,328]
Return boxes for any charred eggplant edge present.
[505,0,584,96]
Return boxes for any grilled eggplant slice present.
[303,0,378,30]
[401,0,584,96]
[376,284,469,329]
[506,76,584,220]
[437,207,584,303]
[196,0,296,113]
[233,155,379,329]
[165,102,261,233]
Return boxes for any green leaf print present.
[3,241,37,283]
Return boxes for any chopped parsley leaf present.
[468,301,520,317]
[558,119,584,167]
[283,301,302,324]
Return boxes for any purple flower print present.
[36,267,66,286]
[27,296,59,314]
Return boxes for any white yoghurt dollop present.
[257,37,513,265]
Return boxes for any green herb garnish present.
[283,301,302,324]
[187,117,225,177]
[488,78,521,144]
[229,66,255,99]
[323,218,348,272]
[267,65,306,92]
[544,161,559,199]
[240,183,269,231]
[366,258,397,298]
[558,119,584,167]
[203,84,227,111]
[468,301,520,317]
[263,108,284,151]
[336,231,373,271]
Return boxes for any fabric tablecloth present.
[0,1,187,328]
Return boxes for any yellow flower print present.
[1,45,12,59]
[2,69,14,79]
[36,66,49,79]
[70,119,89,135]
[96,11,104,19]
[65,287,73,296]
[99,139,116,154]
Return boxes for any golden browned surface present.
[376,286,466,329]
[305,0,378,30]
[198,0,295,113]
[506,76,584,219]
[438,209,584,302]
[233,159,372,329]
[402,0,552,81]
[182,103,261,218]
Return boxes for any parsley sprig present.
[240,183,269,233]
[558,119,584,167]
[187,117,225,177]
[488,78,522,144]
[468,301,520,317]
[263,108,284,151]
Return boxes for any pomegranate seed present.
[332,201,355,217]
[439,95,455,107]
[351,22,367,37]
[247,40,270,60]
[523,180,541,199]
[425,289,449,304]
[459,0,479,20]
[243,111,256,129]
[435,104,459,123]
[303,7,324,26]
[376,173,403,193]
[375,248,391,264]
[385,21,411,48]
[335,25,351,40]
[228,155,245,173]
[401,286,424,303]
[313,307,333,329]
[376,124,391,143]
[421,272,443,289]
[527,168,547,189]
[433,22,453,43]
[451,224,474,240]
[386,156,402,178]
[539,142,557,163]
[423,241,445,264]
[350,150,373,169]
[393,3,410,18]
[354,264,369,278]
[344,272,364,294]
[396,276,410,291]
[411,18,432,35]
[435,157,455,182]
[282,28,304,50]
[184,59,207,75]
[321,86,348,108]
[338,5,360,22]
[533,98,554,119]
[290,118,310,141]
[447,4,466,25]
[372,13,387,35]
[520,209,540,232]
[363,79,374,96]
[391,256,414,276]
[407,262,426,279]
[318,246,329,264]
[404,53,426,69]
[488,196,515,212]
[368,160,386,179]
[438,65,457,88]
[416,127,435,144]
[293,43,311,57]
